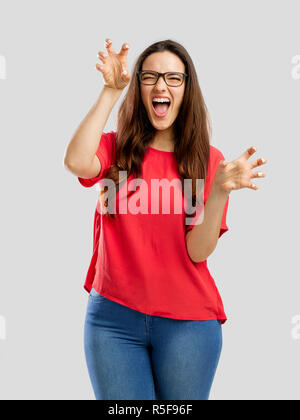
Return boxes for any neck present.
[150,129,175,152]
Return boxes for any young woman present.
[64,38,267,400]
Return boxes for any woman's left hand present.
[213,146,267,194]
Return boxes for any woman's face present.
[140,51,186,132]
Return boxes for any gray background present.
[0,0,299,400]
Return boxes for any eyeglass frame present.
[137,70,188,87]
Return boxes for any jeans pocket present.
[89,287,106,302]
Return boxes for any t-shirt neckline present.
[148,146,175,154]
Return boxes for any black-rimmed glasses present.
[137,71,188,87]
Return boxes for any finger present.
[119,43,130,58]
[241,146,257,161]
[249,182,258,190]
[95,64,104,72]
[121,65,128,76]
[218,159,228,168]
[250,171,266,178]
[250,157,267,169]
[121,65,130,81]
[221,160,228,167]
[97,51,108,64]
[105,38,116,54]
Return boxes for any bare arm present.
[64,86,123,178]
[186,182,229,263]
[186,147,268,263]
[64,38,131,179]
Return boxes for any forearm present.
[186,182,229,263]
[64,86,123,169]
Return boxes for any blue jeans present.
[84,288,223,400]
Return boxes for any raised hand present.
[213,146,267,194]
[96,38,131,90]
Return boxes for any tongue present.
[154,103,169,114]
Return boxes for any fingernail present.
[125,44,129,49]
[258,172,263,177]
[252,146,256,151]
[261,158,266,163]
[122,70,127,75]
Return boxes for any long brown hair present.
[101,39,212,217]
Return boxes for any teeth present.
[153,98,170,103]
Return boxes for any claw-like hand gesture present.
[96,38,131,90]
[213,146,268,194]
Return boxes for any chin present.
[152,121,171,130]
[151,120,172,128]
[148,114,174,130]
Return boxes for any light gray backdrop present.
[0,0,299,400]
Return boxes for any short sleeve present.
[185,146,229,238]
[77,131,116,188]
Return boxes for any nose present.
[154,74,168,89]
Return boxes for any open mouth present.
[152,100,171,118]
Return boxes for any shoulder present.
[109,130,117,138]
[97,130,117,153]
[102,130,116,143]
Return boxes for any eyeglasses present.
[137,71,188,87]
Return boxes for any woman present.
[64,38,267,400]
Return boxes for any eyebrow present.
[141,70,183,73]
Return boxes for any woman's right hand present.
[96,38,131,90]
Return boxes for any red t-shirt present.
[78,131,229,324]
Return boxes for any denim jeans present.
[84,287,223,400]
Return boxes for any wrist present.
[210,181,230,198]
[103,85,124,95]
[100,85,124,106]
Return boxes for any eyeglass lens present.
[140,72,184,86]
